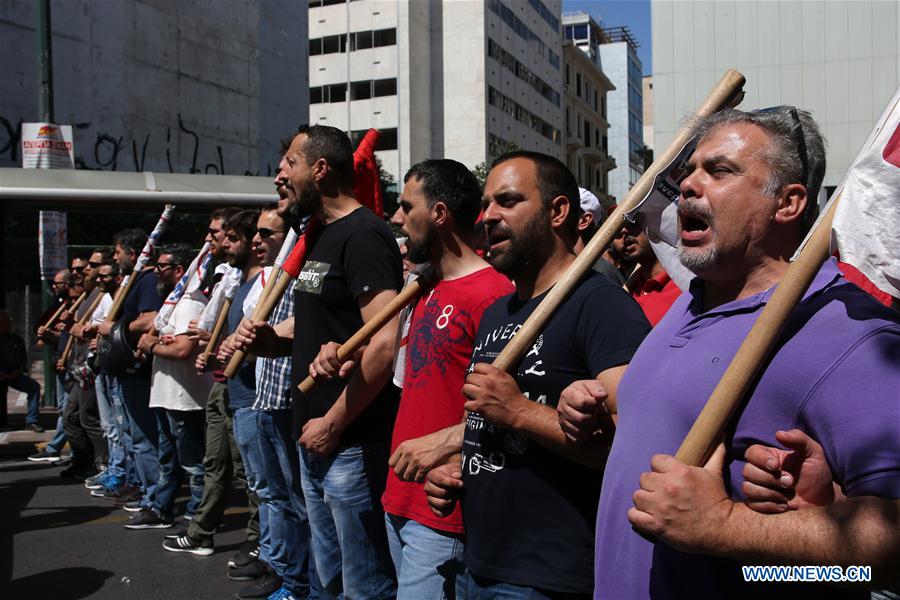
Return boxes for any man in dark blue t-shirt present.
[425,152,650,598]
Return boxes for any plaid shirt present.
[252,279,295,411]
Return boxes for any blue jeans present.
[456,570,590,600]
[233,407,270,566]
[95,373,124,478]
[299,443,396,599]
[46,375,69,453]
[119,376,160,509]
[155,409,205,518]
[386,514,464,600]
[255,409,320,598]
[6,373,42,425]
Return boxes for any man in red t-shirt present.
[619,217,682,326]
[320,159,513,598]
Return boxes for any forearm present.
[324,328,394,431]
[128,312,157,335]
[153,336,198,360]
[714,498,900,585]
[513,401,610,471]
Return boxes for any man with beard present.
[369,159,513,598]
[615,217,681,326]
[568,108,900,597]
[126,244,212,529]
[99,229,167,520]
[424,151,650,598]
[234,125,401,599]
[167,211,261,575]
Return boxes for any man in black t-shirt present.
[424,151,651,598]
[235,125,400,599]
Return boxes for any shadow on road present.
[5,566,114,598]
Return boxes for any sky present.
[562,0,652,75]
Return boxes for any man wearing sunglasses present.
[616,215,682,326]
[581,108,900,596]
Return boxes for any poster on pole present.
[38,211,68,280]
[21,122,74,169]
[22,122,74,279]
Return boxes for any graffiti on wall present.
[0,114,272,176]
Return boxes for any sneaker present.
[124,508,173,530]
[227,559,267,581]
[122,500,146,513]
[235,573,282,599]
[162,534,214,556]
[228,540,259,569]
[84,471,110,489]
[267,586,296,600]
[164,520,189,539]
[108,485,142,503]
[90,477,122,497]
[28,448,62,463]
[26,422,45,433]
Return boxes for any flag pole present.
[491,69,746,373]
[296,272,433,395]
[200,298,232,363]
[57,289,105,365]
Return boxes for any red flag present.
[353,129,383,218]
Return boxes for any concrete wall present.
[0,0,308,176]
[599,41,632,200]
[651,0,900,188]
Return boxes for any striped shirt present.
[252,279,296,411]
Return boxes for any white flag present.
[625,141,697,291]
[826,86,900,299]
[197,266,242,331]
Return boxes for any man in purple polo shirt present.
[567,107,900,597]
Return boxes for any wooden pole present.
[675,196,839,466]
[58,290,105,365]
[223,272,295,378]
[491,69,746,373]
[296,274,431,395]
[201,297,232,362]
[623,263,642,293]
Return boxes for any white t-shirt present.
[91,293,113,325]
[149,292,213,411]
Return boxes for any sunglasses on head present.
[754,105,809,188]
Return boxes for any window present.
[373,28,396,47]
[327,83,347,102]
[576,73,581,97]
[310,86,323,104]
[309,37,323,56]
[373,78,396,97]
[321,34,343,54]
[350,80,371,100]
[352,30,373,50]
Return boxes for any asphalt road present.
[1,453,253,599]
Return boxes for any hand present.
[186,320,211,343]
[55,358,66,373]
[299,417,341,458]
[159,334,175,345]
[195,352,213,374]
[216,335,237,362]
[558,379,610,444]
[389,428,459,483]
[309,341,363,382]
[89,338,98,352]
[53,321,67,332]
[628,444,733,553]
[424,460,464,517]
[70,323,86,339]
[742,429,841,514]
[136,332,158,355]
[233,319,276,353]
[98,321,112,336]
[37,325,48,338]
[462,363,529,430]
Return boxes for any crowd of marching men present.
[20,110,900,600]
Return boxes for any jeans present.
[386,514,464,600]
[155,409,206,518]
[96,373,129,480]
[119,375,160,509]
[45,376,69,453]
[255,409,319,597]
[456,570,591,600]
[4,373,42,425]
[188,383,260,546]
[233,407,269,565]
[299,443,396,599]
